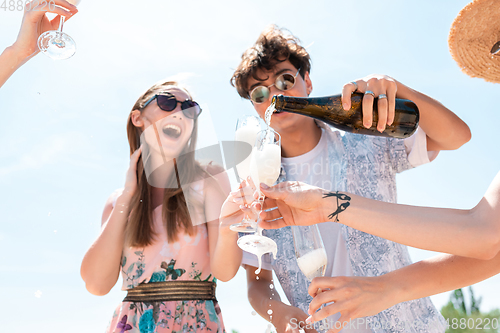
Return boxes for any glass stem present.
[58,16,66,33]
[255,192,265,236]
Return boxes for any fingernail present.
[305,316,313,324]
[364,122,371,128]
[239,205,246,210]
[343,103,349,110]
[260,183,269,190]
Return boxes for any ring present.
[364,90,375,97]
[378,93,387,99]
[350,81,358,91]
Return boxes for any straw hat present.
[449,0,500,83]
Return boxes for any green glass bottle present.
[271,93,419,139]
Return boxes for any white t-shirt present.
[242,127,435,332]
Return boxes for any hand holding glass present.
[230,116,262,233]
[37,0,81,60]
[236,129,281,274]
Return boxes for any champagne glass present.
[37,0,81,60]
[237,129,281,273]
[230,116,261,233]
[293,225,328,330]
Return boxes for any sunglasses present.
[142,92,202,119]
[249,68,301,104]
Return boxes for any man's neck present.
[280,120,322,158]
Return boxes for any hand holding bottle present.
[218,180,256,232]
[341,74,398,133]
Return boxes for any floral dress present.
[106,180,225,333]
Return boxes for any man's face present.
[246,60,313,134]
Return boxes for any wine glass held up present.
[236,128,281,275]
[229,116,262,233]
[37,0,82,60]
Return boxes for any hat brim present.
[449,0,500,83]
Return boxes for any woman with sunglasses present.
[80,80,244,332]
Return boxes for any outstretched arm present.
[395,78,471,151]
[336,172,500,260]
[0,0,78,88]
[257,172,500,260]
[306,252,500,332]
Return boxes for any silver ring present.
[364,90,375,98]
[378,93,387,99]
[350,81,358,91]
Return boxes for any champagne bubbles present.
[264,103,276,128]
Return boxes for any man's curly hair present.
[230,25,311,99]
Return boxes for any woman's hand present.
[122,145,142,198]
[219,180,257,234]
[11,0,78,60]
[272,304,319,333]
[250,181,329,229]
[341,74,398,133]
[306,275,397,333]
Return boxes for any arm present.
[337,172,500,260]
[0,0,78,88]
[395,79,471,151]
[341,75,471,152]
[306,252,500,330]
[245,265,318,333]
[205,167,242,282]
[258,173,500,260]
[80,147,141,296]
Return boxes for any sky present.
[1,0,499,332]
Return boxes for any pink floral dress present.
[106,180,225,333]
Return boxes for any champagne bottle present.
[271,93,419,139]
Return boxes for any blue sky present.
[1,0,499,332]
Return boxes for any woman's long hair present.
[125,80,204,246]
